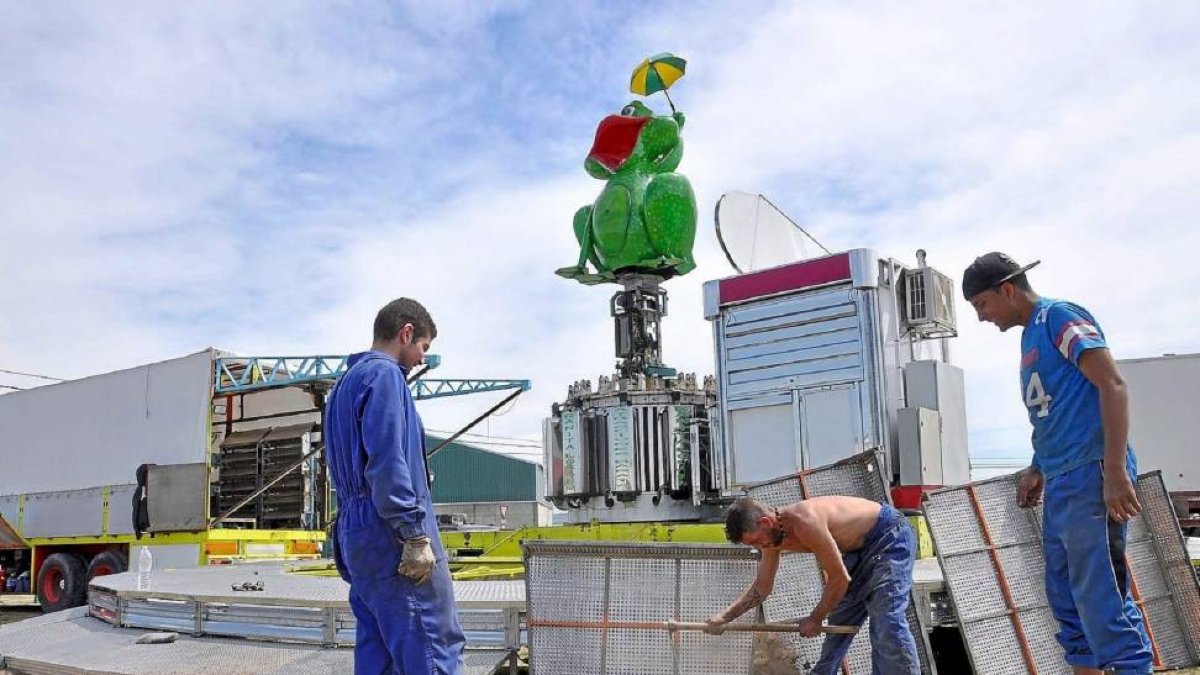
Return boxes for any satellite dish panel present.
[714,191,830,274]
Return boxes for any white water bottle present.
[137,547,153,591]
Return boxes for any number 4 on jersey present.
[1025,371,1052,418]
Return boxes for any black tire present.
[86,549,128,581]
[37,552,88,612]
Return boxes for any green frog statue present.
[556,100,697,285]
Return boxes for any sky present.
[2,1,1197,477]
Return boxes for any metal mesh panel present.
[939,545,1045,624]
[525,555,606,621]
[676,631,755,674]
[675,558,759,672]
[524,541,760,675]
[924,474,1063,675]
[970,478,1039,546]
[959,614,1019,675]
[747,475,806,507]
[1137,472,1200,665]
[923,488,986,555]
[1144,598,1191,666]
[908,602,935,675]
[1127,537,1166,595]
[801,458,887,503]
[960,610,1069,675]
[1125,523,1188,666]
[927,471,1200,674]
[607,627,675,675]
[530,626,603,674]
[1019,609,1073,675]
[744,451,889,506]
[844,632,874,674]
[606,557,671,622]
[761,554,824,622]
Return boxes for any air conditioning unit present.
[902,266,957,337]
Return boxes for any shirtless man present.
[705,496,920,675]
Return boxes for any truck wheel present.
[38,552,87,612]
[86,550,128,581]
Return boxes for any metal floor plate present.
[86,561,522,648]
[90,561,523,608]
[0,607,352,675]
[40,560,525,673]
[0,608,512,675]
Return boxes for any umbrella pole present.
[662,88,676,114]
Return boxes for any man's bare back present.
[774,496,882,555]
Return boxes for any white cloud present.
[0,1,486,374]
[669,0,1200,464]
[2,1,1197,477]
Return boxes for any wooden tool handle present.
[665,620,858,635]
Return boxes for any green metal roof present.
[426,436,541,504]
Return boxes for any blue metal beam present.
[411,378,531,400]
[213,356,530,400]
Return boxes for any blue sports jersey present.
[1020,297,1127,478]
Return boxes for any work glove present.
[398,536,435,584]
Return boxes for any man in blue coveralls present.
[964,252,1152,675]
[326,297,465,675]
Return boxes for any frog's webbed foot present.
[555,266,612,286]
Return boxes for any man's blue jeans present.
[812,504,921,675]
[1043,458,1152,675]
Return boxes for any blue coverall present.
[326,350,466,675]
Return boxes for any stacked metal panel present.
[216,423,313,529]
[923,474,1066,675]
[87,565,525,664]
[745,450,935,675]
[523,540,763,675]
[217,428,269,523]
[743,451,890,505]
[923,470,1200,674]
[1128,472,1200,667]
[258,425,314,529]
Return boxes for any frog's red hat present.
[588,115,650,172]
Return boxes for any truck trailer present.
[0,349,328,612]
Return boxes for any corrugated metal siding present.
[426,436,537,503]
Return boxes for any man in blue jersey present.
[963,253,1152,675]
[325,298,465,675]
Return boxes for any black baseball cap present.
[962,252,1041,299]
